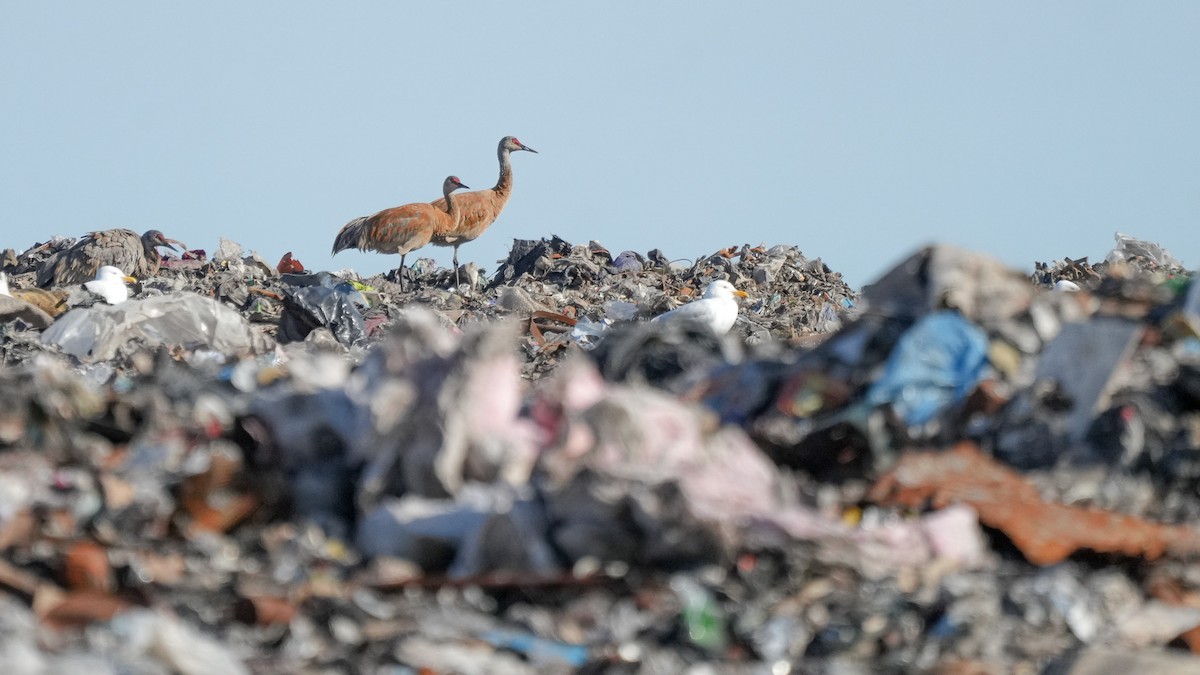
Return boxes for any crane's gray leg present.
[399,254,408,292]
[452,245,461,288]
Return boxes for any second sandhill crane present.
[429,136,537,286]
[37,229,183,288]
[332,175,470,290]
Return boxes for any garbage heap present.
[0,232,1197,674]
[0,236,852,375]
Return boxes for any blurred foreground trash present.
[869,442,1200,565]
[863,311,989,427]
[1031,316,1142,443]
[1048,647,1200,675]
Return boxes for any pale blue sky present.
[2,3,1196,288]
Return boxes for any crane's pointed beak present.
[457,182,471,190]
[161,238,185,252]
[521,144,538,154]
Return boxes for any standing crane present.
[429,136,537,286]
[37,229,184,288]
[332,175,470,290]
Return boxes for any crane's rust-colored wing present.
[429,189,507,245]
[334,204,445,256]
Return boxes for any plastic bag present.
[1105,232,1182,268]
[42,292,270,362]
[278,285,366,347]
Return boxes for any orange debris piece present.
[180,449,259,534]
[37,589,130,628]
[185,492,259,535]
[277,251,305,274]
[868,442,1200,565]
[62,541,113,593]
[249,287,285,301]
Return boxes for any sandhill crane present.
[429,136,537,286]
[37,229,184,288]
[652,280,749,335]
[332,175,470,290]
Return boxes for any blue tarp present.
[865,311,989,426]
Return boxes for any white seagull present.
[652,280,749,335]
[84,265,137,304]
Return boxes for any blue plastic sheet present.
[480,629,589,667]
[865,311,989,426]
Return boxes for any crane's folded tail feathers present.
[331,216,370,255]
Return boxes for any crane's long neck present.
[494,147,513,195]
[443,187,458,221]
[141,237,161,274]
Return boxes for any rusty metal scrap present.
[527,309,577,347]
[868,442,1200,565]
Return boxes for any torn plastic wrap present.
[41,292,271,362]
[278,284,367,347]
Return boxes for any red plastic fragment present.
[277,251,305,274]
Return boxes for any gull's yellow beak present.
[733,289,749,298]
[123,276,137,284]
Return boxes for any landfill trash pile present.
[1032,231,1190,291]
[0,231,1196,673]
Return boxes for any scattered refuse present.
[0,229,1196,672]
